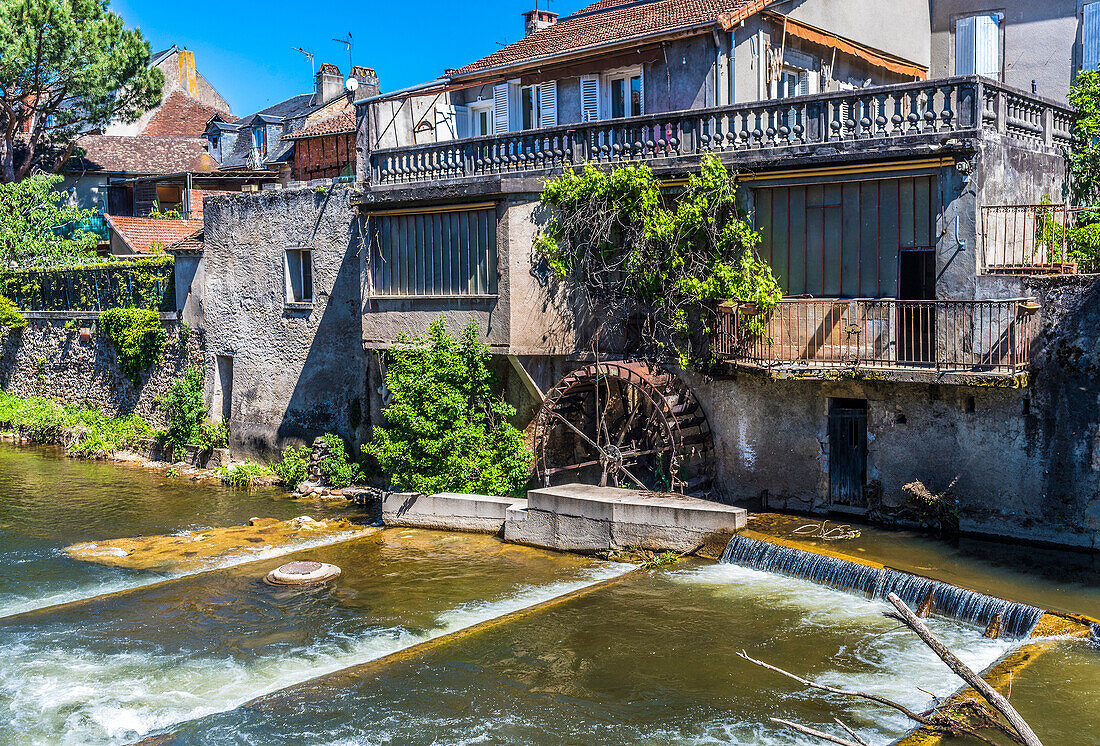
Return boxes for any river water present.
[0,443,1095,745]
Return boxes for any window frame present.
[952,10,1004,79]
[284,247,314,305]
[469,100,494,137]
[603,65,644,120]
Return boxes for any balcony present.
[714,298,1037,379]
[369,76,1074,186]
[982,203,1087,275]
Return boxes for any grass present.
[214,460,272,489]
[0,390,153,458]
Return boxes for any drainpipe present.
[712,26,723,107]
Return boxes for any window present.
[580,75,600,121]
[608,71,642,119]
[772,50,819,100]
[285,248,313,304]
[209,134,219,152]
[520,83,558,130]
[252,126,267,157]
[371,207,497,297]
[521,86,537,130]
[469,101,493,136]
[955,13,1001,77]
[1085,2,1100,71]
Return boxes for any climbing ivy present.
[0,256,174,312]
[534,155,782,368]
[0,296,26,330]
[363,319,532,497]
[97,308,166,387]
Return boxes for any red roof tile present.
[67,135,218,175]
[284,112,356,140]
[142,91,235,137]
[105,216,204,254]
[164,227,204,254]
[449,0,777,76]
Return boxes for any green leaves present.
[0,0,164,181]
[97,307,165,387]
[161,366,206,450]
[0,174,98,267]
[535,156,782,368]
[363,319,533,497]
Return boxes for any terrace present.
[368,76,1073,186]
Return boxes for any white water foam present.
[0,530,365,621]
[0,563,631,745]
[671,563,1014,744]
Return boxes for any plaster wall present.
[201,185,369,458]
[930,0,1080,102]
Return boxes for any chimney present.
[350,66,380,98]
[315,63,343,105]
[523,9,558,37]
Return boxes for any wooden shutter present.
[974,14,1000,78]
[955,15,976,75]
[538,81,558,128]
[493,83,510,133]
[580,75,599,121]
[1086,3,1100,71]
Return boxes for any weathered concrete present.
[201,185,369,458]
[505,483,748,554]
[382,491,526,534]
[0,314,196,429]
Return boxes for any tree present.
[0,173,97,266]
[0,0,163,183]
[1064,71,1100,271]
[363,319,533,497]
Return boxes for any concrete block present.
[382,492,526,534]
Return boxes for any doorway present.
[897,248,936,364]
[214,355,233,423]
[828,398,867,508]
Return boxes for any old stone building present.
[198,0,1099,549]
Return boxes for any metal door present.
[829,400,867,507]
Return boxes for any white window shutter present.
[580,75,599,121]
[796,72,810,97]
[539,81,558,128]
[955,15,976,75]
[1085,3,1100,71]
[974,14,1000,78]
[493,83,509,134]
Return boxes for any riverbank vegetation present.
[363,319,532,497]
[161,366,227,452]
[0,390,153,457]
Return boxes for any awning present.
[765,12,927,79]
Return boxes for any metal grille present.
[981,203,1086,274]
[370,207,497,297]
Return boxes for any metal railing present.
[369,76,1073,185]
[981,203,1091,274]
[0,261,175,313]
[715,298,1037,374]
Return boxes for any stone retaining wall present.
[0,313,199,429]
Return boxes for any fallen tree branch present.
[769,718,862,746]
[885,592,1043,746]
[833,718,871,746]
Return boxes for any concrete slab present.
[382,492,527,534]
[506,483,747,554]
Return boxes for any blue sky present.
[111,0,586,116]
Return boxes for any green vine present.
[534,155,781,368]
[97,308,166,387]
[0,256,174,312]
[0,296,27,331]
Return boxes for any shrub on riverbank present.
[160,367,228,451]
[318,433,363,488]
[272,444,311,489]
[0,391,152,457]
[215,460,271,489]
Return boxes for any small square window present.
[285,248,313,303]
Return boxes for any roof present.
[142,91,236,137]
[66,135,218,175]
[150,46,178,67]
[449,0,776,76]
[164,227,204,255]
[105,216,204,254]
[284,112,356,140]
[217,93,341,170]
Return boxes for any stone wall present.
[0,313,197,429]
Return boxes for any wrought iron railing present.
[52,214,109,242]
[369,76,1073,185]
[0,259,175,312]
[981,203,1092,274]
[715,297,1037,374]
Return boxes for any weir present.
[721,535,1045,638]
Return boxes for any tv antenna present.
[332,32,353,71]
[291,46,315,78]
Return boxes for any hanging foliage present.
[534,155,781,368]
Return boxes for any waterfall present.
[720,535,1044,638]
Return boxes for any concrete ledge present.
[506,484,747,554]
[382,491,526,534]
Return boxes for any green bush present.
[272,444,311,489]
[319,433,363,488]
[216,461,270,489]
[97,308,166,387]
[0,390,152,458]
[1068,220,1100,272]
[0,296,26,330]
[363,319,532,497]
[161,366,204,449]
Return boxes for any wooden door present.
[829,399,867,508]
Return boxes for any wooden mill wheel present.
[532,362,713,494]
